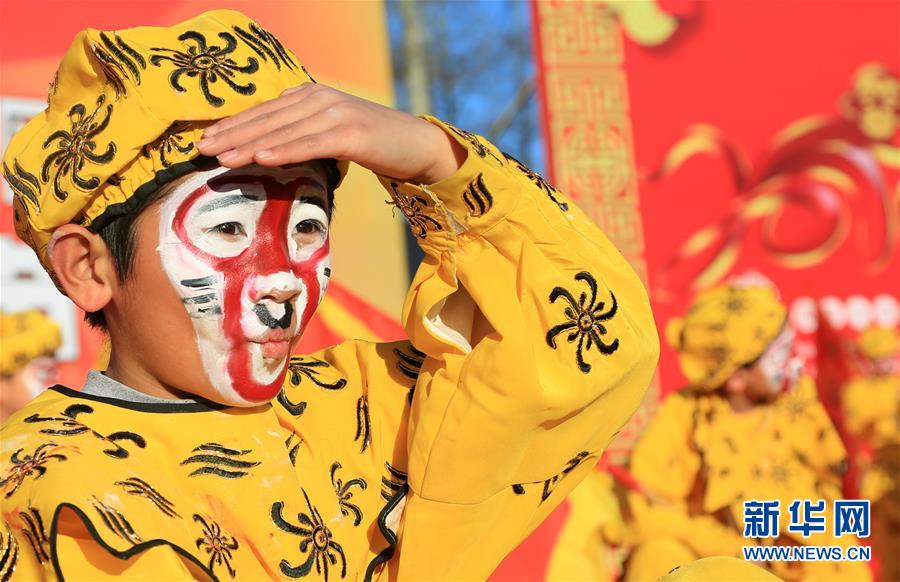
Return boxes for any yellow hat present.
[2,10,334,287]
[0,310,63,376]
[857,326,899,360]
[665,283,787,390]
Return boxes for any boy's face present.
[123,163,331,406]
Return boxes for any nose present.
[249,272,302,304]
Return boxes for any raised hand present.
[197,83,465,185]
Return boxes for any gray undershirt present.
[81,370,198,405]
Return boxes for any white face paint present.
[758,326,802,394]
[157,165,332,406]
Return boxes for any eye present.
[207,221,247,241]
[295,219,325,236]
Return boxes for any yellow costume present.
[625,283,869,581]
[841,327,899,582]
[0,10,659,580]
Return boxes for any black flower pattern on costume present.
[115,477,180,518]
[142,121,195,167]
[194,514,239,578]
[285,431,302,467]
[394,344,426,405]
[19,508,49,565]
[24,404,146,459]
[462,173,494,217]
[355,395,371,454]
[278,356,348,418]
[445,123,502,163]
[330,463,367,526]
[546,272,620,373]
[0,523,18,582]
[233,22,297,71]
[271,490,347,580]
[0,444,67,498]
[381,463,408,502]
[387,182,443,239]
[41,95,116,201]
[512,451,591,503]
[181,443,260,479]
[150,30,259,107]
[91,497,142,544]
[502,151,569,212]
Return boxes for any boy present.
[0,10,658,580]
[624,278,869,581]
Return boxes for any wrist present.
[411,121,467,185]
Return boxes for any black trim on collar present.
[363,483,408,582]
[49,502,216,581]
[48,385,228,414]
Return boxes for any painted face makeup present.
[758,326,802,394]
[158,165,331,406]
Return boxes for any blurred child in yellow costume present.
[842,326,899,581]
[0,10,659,580]
[624,276,870,582]
[0,310,62,422]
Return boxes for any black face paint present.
[253,302,294,329]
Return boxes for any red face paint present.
[171,174,330,402]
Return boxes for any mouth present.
[249,331,291,361]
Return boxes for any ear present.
[49,224,117,313]
[724,367,749,394]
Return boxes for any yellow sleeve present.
[627,394,744,558]
[371,119,659,580]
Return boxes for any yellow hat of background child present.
[0,310,63,376]
[666,282,786,390]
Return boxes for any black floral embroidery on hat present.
[0,444,67,499]
[271,490,347,580]
[462,173,493,217]
[233,22,297,71]
[546,272,619,373]
[142,121,196,167]
[151,30,259,107]
[387,182,442,239]
[90,32,146,98]
[19,508,49,565]
[330,462,367,527]
[502,151,569,212]
[0,523,18,581]
[194,514,239,578]
[41,95,116,202]
[3,160,41,212]
[24,403,146,459]
[115,477,180,519]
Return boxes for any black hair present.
[84,159,339,330]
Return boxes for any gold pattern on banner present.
[533,1,657,462]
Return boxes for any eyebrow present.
[299,194,328,213]
[197,193,262,213]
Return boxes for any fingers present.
[253,125,362,168]
[203,82,318,139]
[199,88,339,159]
[216,112,341,168]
